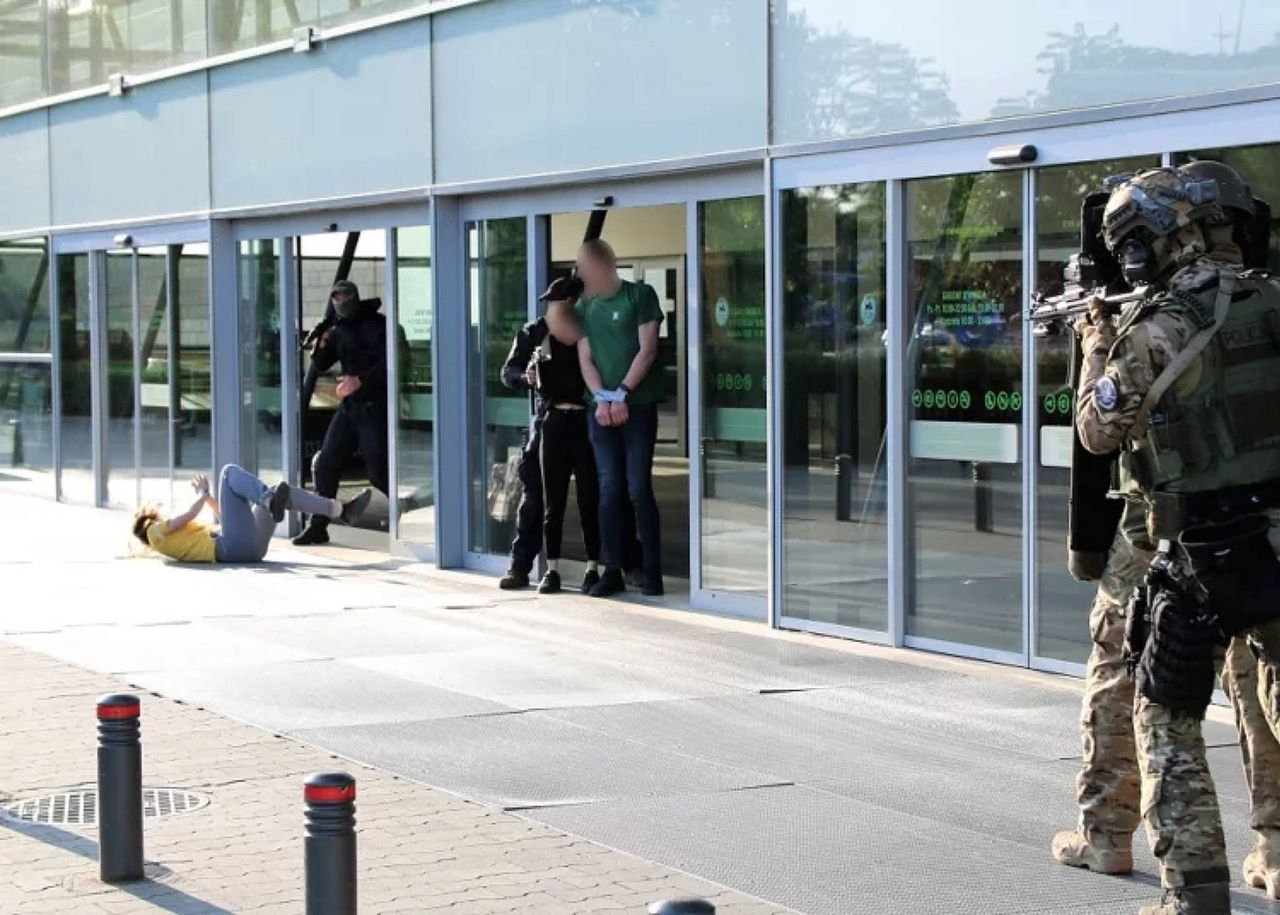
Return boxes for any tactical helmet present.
[1178,159,1254,221]
[1101,168,1223,283]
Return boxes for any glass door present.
[904,171,1025,657]
[464,216,529,561]
[102,249,136,508]
[696,196,768,598]
[777,181,889,635]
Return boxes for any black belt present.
[1150,478,1280,537]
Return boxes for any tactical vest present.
[1120,268,1280,535]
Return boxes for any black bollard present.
[971,461,994,533]
[304,772,357,915]
[834,453,853,521]
[649,900,715,915]
[97,693,144,883]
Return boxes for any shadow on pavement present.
[0,816,236,914]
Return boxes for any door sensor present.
[988,144,1037,166]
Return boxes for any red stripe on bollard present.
[97,703,141,719]
[304,783,356,804]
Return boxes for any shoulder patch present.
[1095,374,1119,411]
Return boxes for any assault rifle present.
[1028,252,1147,335]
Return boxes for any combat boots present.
[1244,830,1280,898]
[1051,828,1134,875]
[1138,884,1230,914]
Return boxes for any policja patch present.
[1095,374,1119,411]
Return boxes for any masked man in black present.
[293,280,389,546]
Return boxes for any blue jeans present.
[214,464,334,563]
[587,403,661,577]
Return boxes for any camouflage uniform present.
[1077,249,1280,912]
[1057,509,1280,885]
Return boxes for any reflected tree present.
[774,5,959,139]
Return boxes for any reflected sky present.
[777,0,1280,139]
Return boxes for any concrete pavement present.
[2,490,1279,914]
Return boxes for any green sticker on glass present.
[984,391,996,411]
[912,389,923,407]
[923,390,935,408]
[946,390,959,409]
[1057,392,1072,415]
[1011,392,1022,411]
[1044,394,1056,414]
[959,391,971,409]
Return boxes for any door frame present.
[449,165,767,618]
[223,201,432,554]
[769,91,1280,671]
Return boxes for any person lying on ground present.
[131,464,371,564]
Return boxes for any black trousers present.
[310,398,388,530]
[540,408,600,562]
[508,422,543,575]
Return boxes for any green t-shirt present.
[575,280,665,404]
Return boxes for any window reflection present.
[780,182,888,630]
[699,197,767,596]
[905,171,1023,653]
[774,0,1280,143]
[1034,156,1159,664]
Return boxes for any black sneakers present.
[538,570,562,594]
[625,568,646,589]
[589,568,626,598]
[291,524,329,546]
[267,482,290,523]
[580,569,601,594]
[499,569,530,590]
[340,488,373,525]
[641,573,664,597]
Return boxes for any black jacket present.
[502,318,549,412]
[312,308,388,405]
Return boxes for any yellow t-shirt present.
[146,520,217,563]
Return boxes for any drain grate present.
[0,787,210,827]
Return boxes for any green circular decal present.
[959,391,971,409]
[1057,392,1072,415]
[1043,394,1056,414]
[946,390,959,409]
[984,391,996,411]
[715,373,725,390]
[744,374,753,391]
[912,389,923,408]
[935,390,947,410]
[997,392,1010,411]
[923,390,935,408]
[1011,392,1022,411]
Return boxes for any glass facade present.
[779,182,887,630]
[12,2,1280,678]
[0,1,433,107]
[0,238,53,498]
[773,0,1280,144]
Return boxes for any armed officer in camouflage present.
[1053,162,1280,903]
[1075,163,1280,914]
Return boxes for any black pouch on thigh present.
[1180,515,1280,635]
[1136,575,1219,717]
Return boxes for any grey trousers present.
[213,464,334,563]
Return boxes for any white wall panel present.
[0,110,50,233]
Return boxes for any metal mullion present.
[764,157,782,629]
[278,236,300,535]
[89,251,108,506]
[49,244,63,501]
[385,227,400,543]
[686,199,704,599]
[165,246,180,504]
[1021,168,1038,667]
[885,178,907,648]
[131,248,142,508]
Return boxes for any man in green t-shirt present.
[575,239,665,597]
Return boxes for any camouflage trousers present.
[1075,532,1280,889]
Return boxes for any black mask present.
[1118,238,1154,286]
[333,296,359,320]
